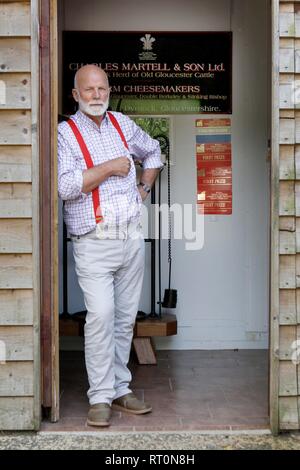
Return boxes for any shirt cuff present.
[75,169,89,199]
[142,155,164,170]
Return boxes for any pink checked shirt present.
[58,110,163,235]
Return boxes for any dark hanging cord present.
[158,168,162,317]
[155,135,170,316]
[166,139,172,291]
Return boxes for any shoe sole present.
[111,404,152,415]
[86,419,110,427]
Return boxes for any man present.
[58,64,163,427]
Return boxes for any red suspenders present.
[67,112,128,224]
[107,112,129,151]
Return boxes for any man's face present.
[72,70,110,117]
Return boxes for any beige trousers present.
[71,222,144,405]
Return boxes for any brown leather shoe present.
[87,403,111,427]
[112,393,152,415]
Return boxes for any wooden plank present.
[50,0,59,422]
[0,326,33,360]
[280,37,295,48]
[134,314,177,337]
[280,80,294,109]
[296,328,300,383]
[296,289,300,323]
[296,4,300,38]
[280,118,295,144]
[295,49,300,73]
[294,76,300,109]
[0,2,30,36]
[0,198,31,217]
[279,361,298,395]
[132,337,157,365]
[0,183,32,218]
[279,325,297,359]
[280,12,295,37]
[0,38,30,72]
[0,73,31,109]
[279,216,295,231]
[280,3,294,13]
[295,116,300,142]
[0,254,32,288]
[0,219,32,253]
[0,183,32,198]
[280,230,296,254]
[271,0,282,436]
[280,109,295,118]
[0,145,31,182]
[31,0,41,430]
[296,218,300,251]
[297,253,300,287]
[0,397,34,430]
[279,396,300,430]
[0,362,33,396]
[295,145,300,178]
[279,74,297,109]
[40,0,52,411]
[0,289,33,325]
[0,110,31,145]
[280,48,294,73]
[279,181,295,216]
[279,289,297,324]
[280,145,295,179]
[295,182,300,216]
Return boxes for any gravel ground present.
[0,430,300,450]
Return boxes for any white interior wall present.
[58,0,271,349]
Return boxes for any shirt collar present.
[75,109,109,130]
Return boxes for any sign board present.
[63,31,232,115]
[196,118,232,215]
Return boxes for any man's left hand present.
[138,186,148,201]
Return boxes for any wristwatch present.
[138,182,151,194]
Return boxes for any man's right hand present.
[107,156,131,177]
[82,157,131,194]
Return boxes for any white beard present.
[78,96,109,116]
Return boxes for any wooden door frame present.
[40,0,59,421]
[269,0,280,436]
[40,0,280,432]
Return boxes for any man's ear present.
[72,88,79,103]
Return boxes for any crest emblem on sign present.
[139,33,157,61]
[140,34,155,51]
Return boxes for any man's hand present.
[108,156,131,177]
[138,185,148,202]
[82,156,131,193]
[136,168,160,202]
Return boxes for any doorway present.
[41,0,272,431]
